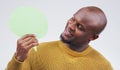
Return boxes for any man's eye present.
[77,24,82,29]
[77,24,84,31]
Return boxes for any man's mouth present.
[64,28,73,38]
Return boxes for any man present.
[7,6,113,70]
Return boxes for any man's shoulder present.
[35,40,60,51]
[90,47,113,69]
[30,40,61,56]
[90,48,107,59]
[39,40,60,47]
[90,47,111,64]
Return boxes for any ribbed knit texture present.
[7,40,113,70]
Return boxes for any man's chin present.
[60,34,71,44]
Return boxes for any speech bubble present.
[9,6,48,38]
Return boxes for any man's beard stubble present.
[60,33,84,47]
[60,34,72,44]
[60,34,82,49]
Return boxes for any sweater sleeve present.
[6,49,34,70]
[106,62,113,70]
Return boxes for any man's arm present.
[6,34,39,70]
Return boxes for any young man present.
[7,6,113,70]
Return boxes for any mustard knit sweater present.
[7,40,113,70]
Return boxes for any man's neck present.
[65,43,89,52]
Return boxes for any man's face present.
[61,9,100,45]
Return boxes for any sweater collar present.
[58,40,92,57]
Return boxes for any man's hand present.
[15,34,39,62]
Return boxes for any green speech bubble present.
[9,6,48,38]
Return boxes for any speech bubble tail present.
[33,46,37,52]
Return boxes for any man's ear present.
[89,34,99,41]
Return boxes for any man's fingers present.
[17,35,39,50]
[17,37,31,44]
[32,37,38,43]
[21,38,38,47]
[20,34,35,40]
[23,37,32,42]
[27,43,39,49]
[17,34,37,44]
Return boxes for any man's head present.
[61,6,107,46]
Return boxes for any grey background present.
[0,0,120,70]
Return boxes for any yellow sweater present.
[7,40,113,70]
